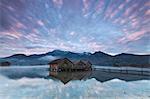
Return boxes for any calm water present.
[0,65,150,99]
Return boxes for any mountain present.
[113,53,150,67]
[0,50,150,67]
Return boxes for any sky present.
[0,0,150,57]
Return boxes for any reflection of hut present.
[49,71,92,84]
[48,58,74,71]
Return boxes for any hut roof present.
[63,58,74,64]
[74,60,87,68]
[48,59,62,64]
[84,61,92,65]
[48,58,73,64]
[75,60,86,65]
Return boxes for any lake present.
[0,66,150,99]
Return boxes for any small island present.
[0,61,11,67]
[48,58,92,72]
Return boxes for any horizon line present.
[0,49,149,58]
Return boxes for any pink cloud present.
[127,30,147,41]
[88,42,105,51]
[110,9,118,19]
[118,3,125,10]
[129,14,136,20]
[95,0,104,12]
[124,4,137,17]
[112,17,122,24]
[52,0,63,8]
[32,29,39,34]
[131,18,139,28]
[37,20,44,26]
[118,30,147,43]
[125,0,131,3]
[15,22,26,29]
[145,1,150,7]
[103,8,113,20]
[106,2,126,20]
[57,42,75,51]
[1,31,22,39]
[82,0,90,14]
[145,10,150,16]
[124,7,132,16]
[25,33,42,43]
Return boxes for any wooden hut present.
[48,58,74,71]
[48,58,92,72]
[84,61,92,70]
[74,60,86,70]
[74,60,92,71]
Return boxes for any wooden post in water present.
[126,67,128,74]
[141,67,143,75]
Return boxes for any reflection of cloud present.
[0,75,149,99]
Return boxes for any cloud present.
[118,3,125,10]
[52,0,63,8]
[24,33,42,43]
[15,22,27,29]
[145,10,150,16]
[0,31,22,39]
[95,0,104,12]
[0,0,149,56]
[82,0,90,14]
[88,42,105,52]
[69,31,76,36]
[37,20,44,26]
[25,46,45,49]
[131,18,139,28]
[118,30,148,43]
[0,0,26,31]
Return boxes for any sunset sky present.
[0,0,150,57]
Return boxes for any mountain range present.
[0,50,150,68]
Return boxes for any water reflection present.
[49,71,92,84]
[91,70,150,82]
[0,66,149,84]
[49,70,150,84]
